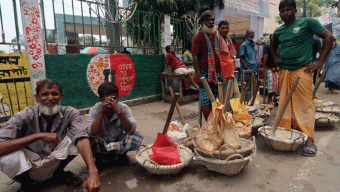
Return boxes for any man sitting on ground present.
[0,79,100,192]
[87,82,143,170]
[162,45,199,90]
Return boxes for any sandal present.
[53,171,83,187]
[300,145,317,157]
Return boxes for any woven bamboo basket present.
[195,137,256,160]
[135,145,193,175]
[194,146,256,176]
[315,104,340,114]
[258,126,307,151]
[315,112,340,124]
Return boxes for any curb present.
[79,95,162,115]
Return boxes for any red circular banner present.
[87,54,135,97]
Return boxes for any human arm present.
[239,56,249,70]
[305,29,334,73]
[0,111,59,157]
[109,99,133,133]
[76,138,100,192]
[161,63,169,75]
[0,133,58,157]
[193,55,203,87]
[270,37,280,72]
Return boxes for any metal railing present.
[171,18,193,55]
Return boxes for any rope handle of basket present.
[219,143,238,159]
[143,159,160,168]
[226,153,245,172]
[315,116,332,124]
[330,104,340,110]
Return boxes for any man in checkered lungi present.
[87,82,143,170]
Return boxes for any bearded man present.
[0,79,100,192]
[192,10,222,120]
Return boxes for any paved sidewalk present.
[1,83,340,192]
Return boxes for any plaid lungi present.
[91,131,143,155]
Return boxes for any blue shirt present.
[239,39,257,73]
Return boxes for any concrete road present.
[1,83,339,192]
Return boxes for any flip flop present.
[300,145,317,157]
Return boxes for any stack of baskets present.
[194,136,256,176]
[135,145,193,175]
[258,126,308,151]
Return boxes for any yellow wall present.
[225,15,250,35]
[0,53,33,116]
[264,0,281,34]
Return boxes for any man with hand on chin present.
[192,10,222,120]
[0,79,100,192]
[87,82,143,170]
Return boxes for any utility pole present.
[106,0,120,53]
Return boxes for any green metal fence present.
[171,18,194,55]
[1,1,192,55]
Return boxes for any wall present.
[45,54,164,109]
[263,0,281,34]
[0,53,34,121]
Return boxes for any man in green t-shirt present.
[271,0,334,157]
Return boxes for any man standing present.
[87,82,143,170]
[217,20,237,79]
[192,10,222,120]
[0,79,100,191]
[271,0,334,157]
[239,29,258,74]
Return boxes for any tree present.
[296,0,332,18]
[275,0,333,24]
[127,0,224,51]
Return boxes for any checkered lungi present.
[90,131,143,155]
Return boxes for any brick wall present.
[45,54,164,109]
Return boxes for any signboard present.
[87,54,136,97]
[0,53,33,117]
[225,0,263,14]
[317,9,335,26]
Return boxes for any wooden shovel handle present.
[271,76,300,136]
[163,93,180,134]
[240,82,247,104]
[313,70,327,99]
[218,82,224,103]
[223,78,233,112]
[200,77,216,103]
[249,80,260,106]
[168,86,186,126]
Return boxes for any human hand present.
[83,173,101,192]
[304,61,323,73]
[105,96,121,114]
[271,67,280,72]
[196,74,203,87]
[160,72,166,76]
[38,133,59,147]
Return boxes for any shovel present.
[200,77,216,103]
[223,78,233,112]
[168,86,186,126]
[163,93,180,134]
[313,70,327,99]
[271,76,300,136]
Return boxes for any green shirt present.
[273,18,324,70]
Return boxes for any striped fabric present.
[203,32,221,84]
